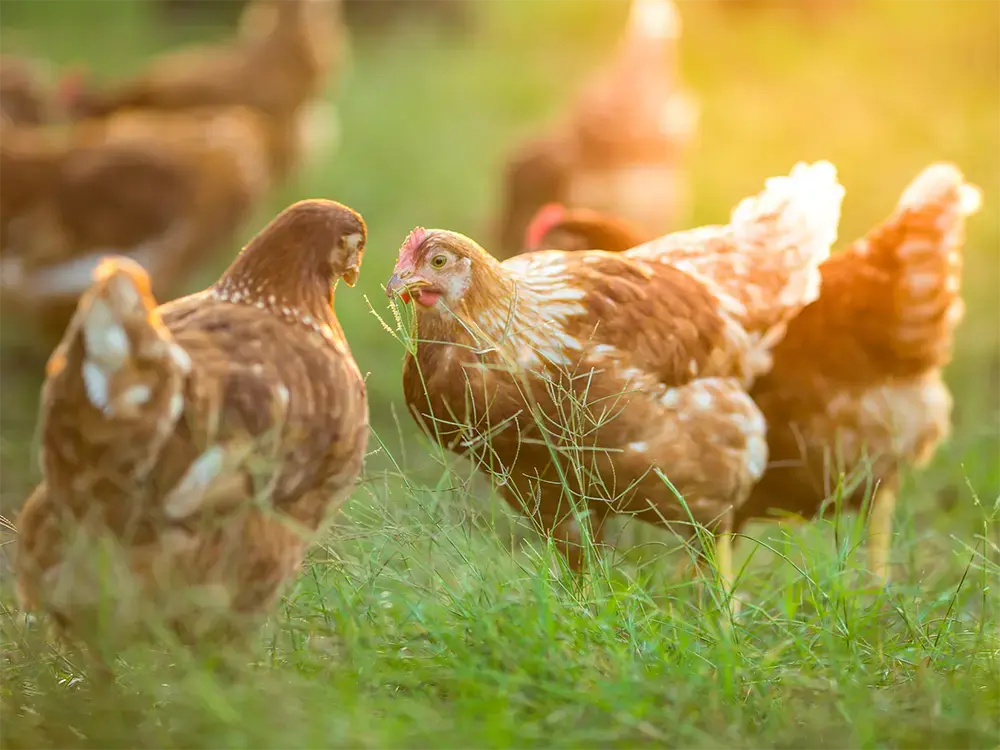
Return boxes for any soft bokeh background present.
[1,0,996,510]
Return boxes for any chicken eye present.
[430,254,448,269]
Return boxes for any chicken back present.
[15,199,370,643]
[740,164,981,538]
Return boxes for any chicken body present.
[66,0,341,123]
[62,0,343,177]
[523,163,981,582]
[739,165,980,578]
[0,54,58,126]
[15,199,370,643]
[494,0,698,256]
[0,106,272,344]
[388,163,844,584]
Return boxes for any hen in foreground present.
[521,163,981,584]
[387,162,844,602]
[15,199,369,647]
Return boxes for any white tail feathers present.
[897,162,982,215]
[729,160,844,314]
[627,0,682,40]
[624,160,845,380]
[75,259,153,412]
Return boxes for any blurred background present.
[0,0,996,535]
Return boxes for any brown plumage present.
[15,199,370,643]
[60,0,343,177]
[0,105,273,346]
[387,163,844,595]
[524,203,649,254]
[740,164,980,580]
[519,164,981,584]
[493,0,698,257]
[63,0,342,123]
[0,54,58,126]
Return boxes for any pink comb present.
[524,203,567,250]
[398,226,427,266]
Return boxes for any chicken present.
[63,0,341,123]
[14,199,370,645]
[386,162,844,600]
[518,164,982,584]
[0,54,59,126]
[60,0,343,175]
[493,0,698,256]
[739,164,980,582]
[0,105,273,346]
[524,202,649,255]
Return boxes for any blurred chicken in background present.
[59,0,345,181]
[0,54,59,126]
[494,0,698,257]
[156,0,472,34]
[0,105,274,348]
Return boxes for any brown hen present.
[0,54,59,126]
[743,164,980,581]
[15,199,370,645]
[521,163,982,584]
[387,162,844,603]
[63,0,341,123]
[0,105,273,346]
[493,0,698,256]
[60,0,343,176]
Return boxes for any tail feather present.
[865,162,980,363]
[629,160,845,334]
[47,257,185,419]
[729,160,844,311]
[41,257,189,489]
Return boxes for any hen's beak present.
[342,266,360,287]
[385,271,430,302]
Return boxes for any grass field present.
[1,0,998,747]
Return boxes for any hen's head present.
[0,55,55,126]
[523,203,649,253]
[386,228,500,312]
[216,199,366,320]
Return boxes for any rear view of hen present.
[494,0,697,256]
[743,164,981,582]
[519,164,981,585]
[15,199,370,648]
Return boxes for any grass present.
[1,0,999,747]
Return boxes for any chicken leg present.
[673,518,741,617]
[867,485,897,586]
